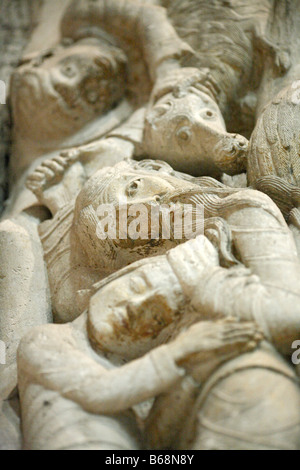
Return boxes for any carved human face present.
[10,40,126,144]
[144,88,248,176]
[74,163,202,271]
[88,257,184,360]
[104,170,184,205]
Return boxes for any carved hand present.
[168,318,263,382]
[26,149,86,215]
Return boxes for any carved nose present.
[230,135,249,155]
[214,132,249,175]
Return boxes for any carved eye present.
[42,50,54,60]
[176,126,191,142]
[203,109,215,119]
[61,63,77,78]
[126,179,142,197]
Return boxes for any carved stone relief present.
[1,0,300,450]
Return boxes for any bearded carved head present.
[73,159,239,273]
[10,37,127,146]
[73,159,206,271]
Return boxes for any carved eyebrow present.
[155,101,172,108]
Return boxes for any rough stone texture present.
[0,0,42,215]
[2,0,300,451]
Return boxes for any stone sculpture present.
[0,0,190,391]
[17,156,300,450]
[1,0,300,451]
[0,0,195,449]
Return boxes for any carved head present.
[88,255,186,360]
[10,37,127,145]
[87,232,221,360]
[143,73,248,177]
[73,160,204,272]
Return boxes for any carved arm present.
[18,317,259,415]
[61,0,193,81]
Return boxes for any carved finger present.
[215,338,260,362]
[27,172,45,182]
[26,180,43,192]
[41,160,65,175]
[221,322,263,338]
[60,149,81,163]
[208,324,261,353]
[221,332,263,347]
[38,166,55,180]
[52,156,70,167]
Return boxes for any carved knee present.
[186,354,300,450]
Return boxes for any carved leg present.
[185,349,300,450]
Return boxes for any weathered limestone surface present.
[0,0,43,215]
[2,0,300,451]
